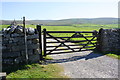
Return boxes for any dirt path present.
[42,35,119,78]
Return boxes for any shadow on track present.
[45,52,104,64]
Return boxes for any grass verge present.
[94,50,120,59]
[7,63,66,78]
[106,53,120,59]
[6,55,67,78]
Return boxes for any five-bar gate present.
[42,28,98,57]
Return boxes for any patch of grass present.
[0,25,10,30]
[44,55,53,60]
[106,53,120,59]
[6,63,66,78]
[94,50,120,59]
[41,25,100,31]
[41,51,53,60]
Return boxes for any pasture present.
[0,23,118,31]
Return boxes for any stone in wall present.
[27,34,39,39]
[14,56,26,64]
[27,27,35,35]
[3,58,14,65]
[15,26,23,34]
[28,49,33,55]
[3,52,21,58]
[27,43,39,50]
[32,39,39,44]
[33,49,40,55]
[28,54,40,63]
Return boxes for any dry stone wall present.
[1,25,40,65]
[97,28,120,53]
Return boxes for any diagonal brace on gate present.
[78,33,97,51]
[46,33,75,54]
[64,32,96,51]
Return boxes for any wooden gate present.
[43,28,98,56]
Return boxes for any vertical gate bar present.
[43,28,46,56]
[37,25,43,60]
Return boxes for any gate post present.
[37,25,43,60]
[43,28,46,56]
[96,28,103,52]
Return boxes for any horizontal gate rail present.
[47,48,81,51]
[46,36,96,38]
[47,49,94,55]
[46,45,84,48]
[46,46,95,51]
[46,43,96,48]
[46,39,97,43]
[46,31,96,33]
[46,45,80,48]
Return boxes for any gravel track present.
[43,35,119,78]
[46,51,118,78]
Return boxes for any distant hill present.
[1,18,118,26]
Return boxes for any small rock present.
[2,28,7,32]
[2,52,21,58]
[27,28,35,35]
[6,28,11,32]
[27,34,39,39]
[28,49,33,55]
[27,40,32,45]
[11,33,20,37]
[15,26,23,34]
[32,39,39,44]
[28,54,40,63]
[27,43,39,49]
[8,26,17,34]
[33,49,40,54]
[3,59,14,64]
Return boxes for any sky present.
[0,0,119,20]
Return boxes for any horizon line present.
[0,17,118,21]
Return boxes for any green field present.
[0,23,118,31]
[41,24,117,31]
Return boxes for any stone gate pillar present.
[97,28,120,53]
